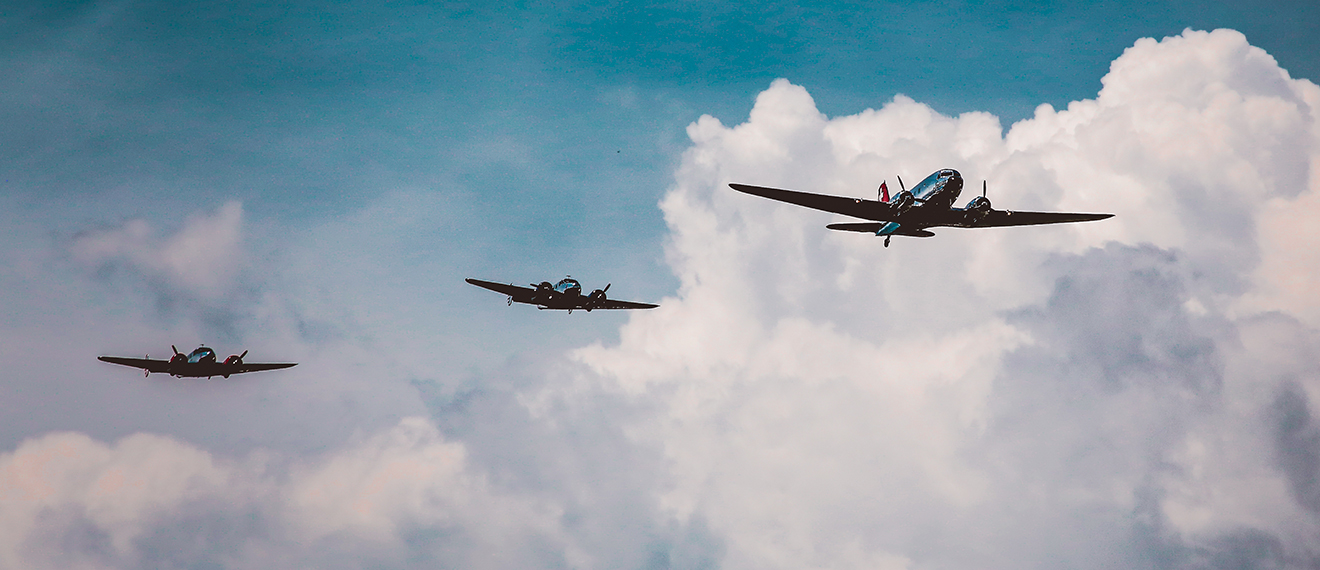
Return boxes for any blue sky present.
[5,0,1316,354]
[3,1,1320,568]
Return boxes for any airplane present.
[730,169,1113,247]
[465,276,658,313]
[98,346,297,378]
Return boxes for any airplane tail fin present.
[879,181,890,203]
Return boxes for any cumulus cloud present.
[0,418,582,570]
[63,200,263,344]
[6,28,1320,570]
[71,201,247,301]
[571,28,1320,569]
[0,430,242,569]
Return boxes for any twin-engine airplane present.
[466,276,658,313]
[98,346,297,378]
[730,169,1113,247]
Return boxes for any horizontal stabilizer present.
[826,222,882,233]
[826,223,935,237]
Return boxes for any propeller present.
[963,179,993,221]
[891,175,916,215]
[975,180,990,208]
[224,350,248,366]
[172,345,180,356]
[169,345,186,364]
[585,283,610,311]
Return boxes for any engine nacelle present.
[531,281,554,303]
[963,196,992,223]
[169,353,187,364]
[224,355,243,365]
[892,191,916,215]
[585,289,607,311]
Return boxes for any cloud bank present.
[5,28,1320,569]
[574,28,1320,569]
[0,418,578,569]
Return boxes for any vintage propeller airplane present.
[466,276,658,313]
[98,346,297,378]
[730,168,1113,247]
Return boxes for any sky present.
[2,1,1320,569]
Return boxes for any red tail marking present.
[879,181,890,202]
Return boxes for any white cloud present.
[283,417,572,569]
[71,201,246,301]
[5,27,1320,570]
[572,29,1320,570]
[0,418,579,570]
[0,431,237,569]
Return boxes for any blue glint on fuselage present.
[902,169,963,211]
[911,169,958,200]
[187,347,215,364]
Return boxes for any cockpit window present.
[911,170,961,198]
[187,347,215,364]
[554,278,581,293]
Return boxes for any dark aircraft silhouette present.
[466,276,658,313]
[731,169,1113,247]
[98,346,297,378]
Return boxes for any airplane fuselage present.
[530,277,586,309]
[913,169,963,208]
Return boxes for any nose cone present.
[947,171,963,194]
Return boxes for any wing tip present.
[729,182,771,195]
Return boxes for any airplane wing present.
[729,184,893,221]
[98,356,173,373]
[593,299,659,310]
[466,278,539,303]
[962,210,1114,228]
[226,362,297,374]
